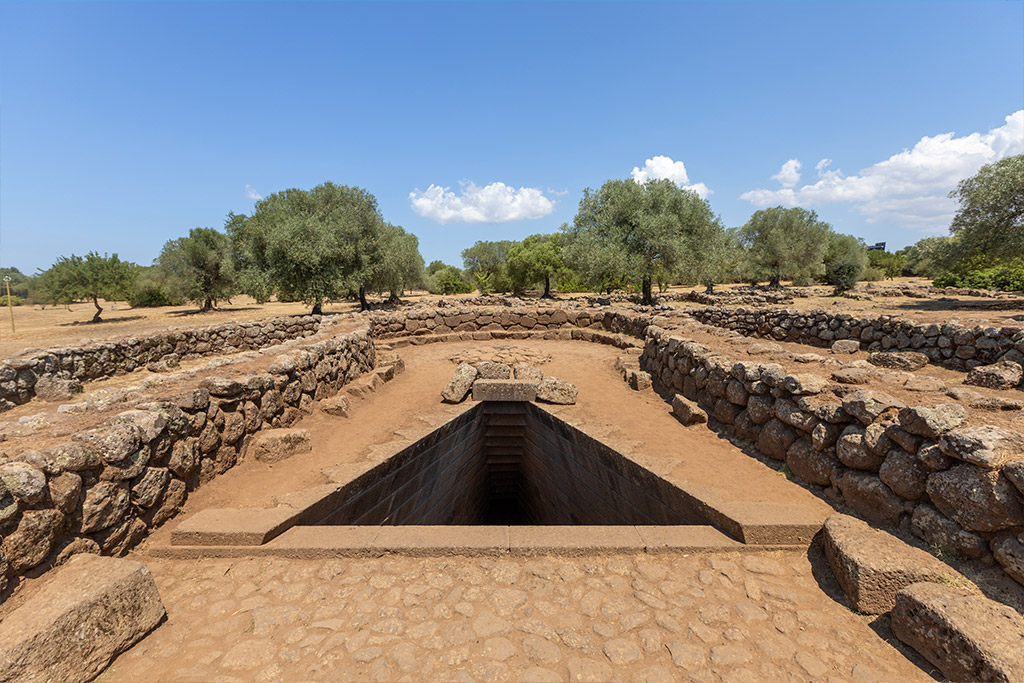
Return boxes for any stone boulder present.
[1004,460,1024,495]
[0,554,165,683]
[992,535,1024,586]
[831,367,872,385]
[938,425,1024,470]
[476,361,512,380]
[785,437,840,486]
[319,394,351,417]
[830,340,860,354]
[926,465,1024,532]
[0,461,47,504]
[891,582,1024,682]
[910,504,988,560]
[627,370,652,391]
[2,509,63,573]
[897,404,967,439]
[249,428,312,463]
[822,515,964,614]
[513,364,544,382]
[536,377,578,405]
[757,418,796,460]
[965,361,1023,389]
[836,471,904,525]
[146,354,180,373]
[842,390,906,425]
[33,376,83,401]
[441,364,477,403]
[671,394,707,425]
[867,351,929,372]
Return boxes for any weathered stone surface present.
[836,426,884,470]
[992,535,1024,585]
[938,425,1024,470]
[2,509,63,572]
[842,390,906,425]
[77,425,142,465]
[131,467,170,508]
[49,442,102,472]
[476,361,512,379]
[1005,460,1024,495]
[891,582,1024,682]
[879,449,928,500]
[832,367,872,385]
[965,361,1023,390]
[868,351,929,372]
[863,422,893,457]
[33,376,83,401]
[441,364,477,403]
[48,472,83,516]
[785,437,839,486]
[151,478,187,527]
[757,418,796,460]
[536,377,578,405]
[473,379,538,402]
[903,375,947,393]
[146,355,180,373]
[114,410,169,444]
[910,504,989,560]
[167,440,199,478]
[627,370,652,391]
[320,394,351,417]
[0,554,165,683]
[513,364,544,382]
[249,428,312,463]
[926,465,1024,532]
[81,481,130,533]
[782,373,828,395]
[0,461,47,504]
[200,376,243,397]
[831,340,860,354]
[837,471,904,525]
[822,515,962,614]
[898,404,967,439]
[746,395,774,424]
[671,394,707,425]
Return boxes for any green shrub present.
[0,295,22,306]
[861,266,885,282]
[933,262,1024,291]
[130,285,178,308]
[428,266,472,295]
[827,259,861,294]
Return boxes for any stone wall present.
[690,307,1024,375]
[0,315,327,411]
[641,326,1024,588]
[0,326,374,598]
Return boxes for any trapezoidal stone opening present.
[318,402,703,527]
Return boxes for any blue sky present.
[1,1,1022,274]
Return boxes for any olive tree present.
[156,227,236,311]
[38,252,136,322]
[947,154,1024,265]
[739,207,832,288]
[357,222,425,306]
[507,233,565,298]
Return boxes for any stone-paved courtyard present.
[102,550,932,682]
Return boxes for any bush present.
[828,259,861,294]
[130,285,178,308]
[933,262,1024,291]
[428,266,472,295]
[0,295,22,306]
[861,266,885,282]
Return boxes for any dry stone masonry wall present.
[0,325,374,598]
[690,306,1024,379]
[0,315,327,411]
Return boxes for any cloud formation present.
[740,110,1024,230]
[245,184,263,201]
[409,181,555,224]
[630,155,711,198]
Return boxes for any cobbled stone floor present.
[103,550,932,682]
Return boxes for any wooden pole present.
[3,277,13,334]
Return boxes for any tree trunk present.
[704,282,714,294]
[388,290,402,305]
[311,299,323,315]
[769,273,781,289]
[91,295,103,322]
[358,286,369,311]
[641,278,655,305]
[541,274,553,299]
[201,298,214,311]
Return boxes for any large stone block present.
[0,554,165,683]
[441,363,477,403]
[938,425,1024,470]
[536,377,578,405]
[926,465,1024,532]
[822,515,963,614]
[248,428,312,463]
[472,379,538,402]
[892,582,1024,682]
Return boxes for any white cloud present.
[740,110,1024,229]
[245,184,262,201]
[630,155,711,198]
[771,159,802,188]
[409,181,555,224]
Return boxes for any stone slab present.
[716,501,825,546]
[170,507,298,546]
[372,526,509,556]
[635,525,743,552]
[508,526,645,555]
[822,514,964,614]
[0,554,165,683]
[472,380,538,402]
[892,582,1024,682]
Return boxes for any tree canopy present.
[739,207,832,287]
[38,252,136,321]
[156,227,236,311]
[358,222,425,304]
[507,233,565,298]
[462,241,514,294]
[947,154,1024,265]
[227,182,384,314]
[564,178,718,303]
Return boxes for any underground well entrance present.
[317,402,703,527]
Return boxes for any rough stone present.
[200,376,244,397]
[2,509,63,572]
[938,425,1024,470]
[965,361,1023,390]
[671,394,707,425]
[627,370,652,391]
[319,394,351,417]
[81,481,130,533]
[0,461,47,504]
[0,554,165,683]
[832,367,872,385]
[837,471,904,525]
[891,582,1024,682]
[475,361,512,380]
[831,340,860,354]
[473,379,538,402]
[868,351,929,372]
[836,426,884,470]
[782,373,828,395]
[822,515,963,614]
[910,504,989,560]
[842,390,906,425]
[1005,460,1024,496]
[926,465,1024,532]
[903,375,947,393]
[991,535,1024,585]
[785,437,839,486]
[513,364,544,382]
[33,376,83,401]
[536,377,578,405]
[442,364,478,403]
[131,467,170,509]
[757,418,797,460]
[249,428,312,463]
[48,472,83,516]
[898,404,967,439]
[77,425,142,465]
[879,449,928,500]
